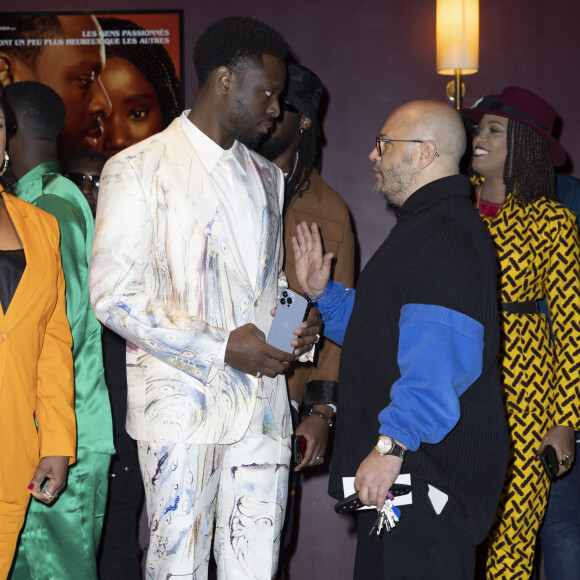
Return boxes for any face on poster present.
[0,11,183,165]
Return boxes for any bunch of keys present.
[369,492,401,538]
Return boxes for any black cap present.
[285,63,323,136]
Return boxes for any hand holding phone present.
[267,289,311,354]
[334,484,412,514]
[538,445,559,480]
[293,435,307,465]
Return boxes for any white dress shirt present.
[180,112,266,369]
[180,112,263,283]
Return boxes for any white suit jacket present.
[90,118,291,444]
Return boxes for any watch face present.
[377,437,393,454]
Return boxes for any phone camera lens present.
[282,291,288,297]
[280,298,286,305]
[287,297,293,304]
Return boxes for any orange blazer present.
[0,191,76,502]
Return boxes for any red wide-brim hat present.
[462,86,566,166]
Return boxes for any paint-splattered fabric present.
[90,115,293,578]
[90,116,291,445]
[139,384,291,579]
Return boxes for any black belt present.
[499,300,539,314]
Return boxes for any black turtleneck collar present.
[395,174,471,221]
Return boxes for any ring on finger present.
[560,454,572,471]
[315,456,324,465]
[42,489,54,501]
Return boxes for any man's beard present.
[374,154,415,208]
[228,97,269,150]
[255,116,301,161]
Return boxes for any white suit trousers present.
[138,382,291,580]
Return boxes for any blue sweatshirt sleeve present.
[314,279,356,346]
[378,303,484,451]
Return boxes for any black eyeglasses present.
[375,137,440,158]
[65,173,100,189]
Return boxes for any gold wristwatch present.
[375,435,406,458]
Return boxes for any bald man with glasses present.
[292,100,508,580]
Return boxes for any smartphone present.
[267,289,311,354]
[334,484,412,514]
[293,435,307,464]
[539,445,559,480]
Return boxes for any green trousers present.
[10,451,110,580]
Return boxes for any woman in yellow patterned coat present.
[464,87,580,579]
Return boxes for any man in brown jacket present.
[259,62,354,468]
[257,64,354,577]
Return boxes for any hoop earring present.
[0,151,8,178]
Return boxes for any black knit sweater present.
[329,175,508,544]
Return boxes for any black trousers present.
[98,444,144,580]
[355,498,476,580]
[98,327,144,580]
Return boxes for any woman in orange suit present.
[0,93,76,578]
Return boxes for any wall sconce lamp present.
[436,0,479,110]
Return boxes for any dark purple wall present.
[4,0,573,576]
[5,0,579,269]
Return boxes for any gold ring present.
[560,454,572,471]
[42,489,54,501]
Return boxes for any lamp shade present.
[436,0,479,75]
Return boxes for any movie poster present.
[0,11,183,164]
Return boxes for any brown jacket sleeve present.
[283,170,355,404]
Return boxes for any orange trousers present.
[0,494,29,579]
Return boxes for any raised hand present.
[291,221,334,299]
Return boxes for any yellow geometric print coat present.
[481,193,580,427]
